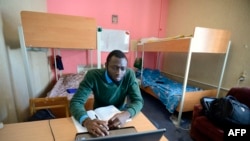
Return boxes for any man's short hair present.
[106,50,127,64]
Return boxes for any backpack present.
[200,97,216,116]
[28,109,55,121]
[207,95,250,126]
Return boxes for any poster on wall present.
[99,29,130,52]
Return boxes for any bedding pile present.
[47,72,86,100]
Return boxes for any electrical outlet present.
[0,122,3,129]
[242,71,247,78]
[244,44,248,48]
[239,71,247,81]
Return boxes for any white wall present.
[0,10,18,123]
[0,0,48,123]
[164,0,250,90]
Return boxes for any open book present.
[71,105,131,133]
[87,105,121,121]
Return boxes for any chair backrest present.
[29,97,69,118]
[227,87,250,108]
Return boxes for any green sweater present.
[70,68,144,123]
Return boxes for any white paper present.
[100,29,130,52]
[71,116,88,133]
[94,105,121,121]
[71,105,132,133]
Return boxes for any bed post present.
[176,39,193,127]
[97,27,102,69]
[156,52,162,70]
[216,41,231,98]
[18,26,34,99]
[140,45,145,82]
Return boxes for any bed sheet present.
[141,68,202,113]
[47,72,86,100]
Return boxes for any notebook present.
[75,126,166,141]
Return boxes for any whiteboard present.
[99,29,130,52]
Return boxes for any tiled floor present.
[141,90,194,141]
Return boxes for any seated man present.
[70,50,144,137]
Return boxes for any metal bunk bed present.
[137,27,231,127]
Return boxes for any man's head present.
[106,50,128,82]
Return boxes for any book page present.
[94,105,121,121]
[87,110,98,120]
[71,116,88,133]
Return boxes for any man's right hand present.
[83,118,109,137]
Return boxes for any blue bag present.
[208,95,250,126]
[28,109,55,121]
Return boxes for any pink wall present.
[47,0,168,74]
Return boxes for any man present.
[70,50,144,137]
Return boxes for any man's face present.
[106,56,127,82]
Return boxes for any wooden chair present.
[29,97,70,118]
[84,95,94,110]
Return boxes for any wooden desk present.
[0,112,168,141]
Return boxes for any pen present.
[95,114,99,119]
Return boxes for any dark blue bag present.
[208,95,250,126]
[28,109,55,121]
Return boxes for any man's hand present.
[108,111,131,129]
[83,118,109,137]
